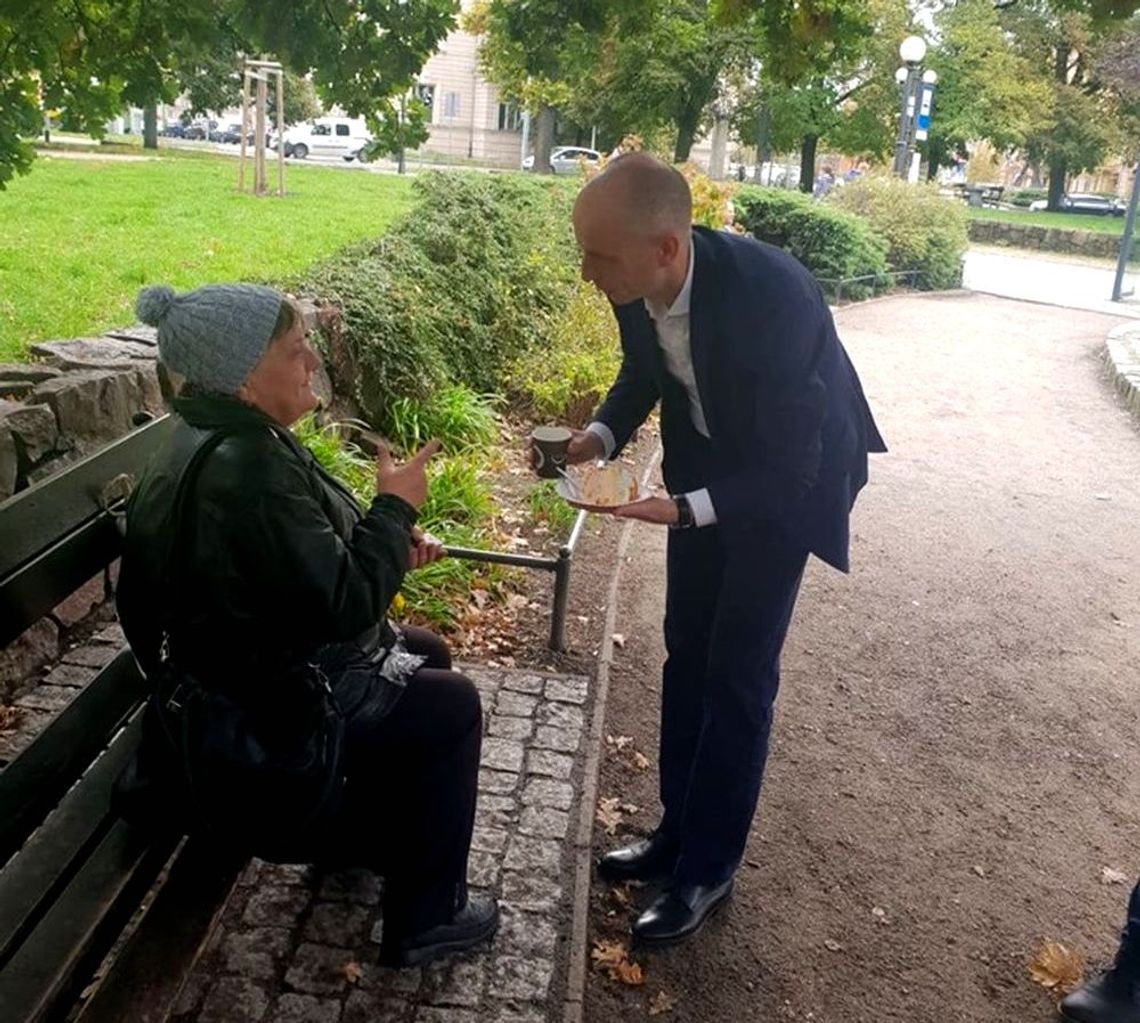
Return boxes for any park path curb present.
[1104,320,1140,419]
[561,442,664,1023]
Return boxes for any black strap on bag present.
[119,428,346,861]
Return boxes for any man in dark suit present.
[563,153,886,946]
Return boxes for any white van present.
[280,117,372,160]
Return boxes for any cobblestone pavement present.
[171,665,591,1023]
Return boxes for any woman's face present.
[238,311,321,426]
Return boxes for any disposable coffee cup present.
[531,426,572,479]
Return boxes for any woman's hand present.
[408,526,445,569]
[376,439,440,510]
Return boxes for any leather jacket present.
[117,394,417,715]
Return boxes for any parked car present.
[1029,193,1125,216]
[522,146,602,174]
[277,117,372,160]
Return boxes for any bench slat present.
[0,415,171,580]
[0,818,177,1023]
[0,714,142,972]
[0,650,146,866]
[0,514,121,647]
[76,839,245,1023]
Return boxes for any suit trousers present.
[660,521,808,884]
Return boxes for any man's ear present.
[657,232,681,267]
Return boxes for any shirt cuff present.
[585,421,616,460]
[685,488,717,527]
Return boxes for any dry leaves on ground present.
[0,705,23,732]
[591,939,645,986]
[597,796,623,835]
[340,960,363,985]
[1028,941,1085,998]
[649,990,676,1015]
[606,733,635,752]
[1101,867,1130,885]
[609,884,634,910]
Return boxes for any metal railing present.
[815,269,926,306]
[442,507,589,652]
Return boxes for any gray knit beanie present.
[136,283,286,395]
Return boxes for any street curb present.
[562,441,664,1023]
[1104,320,1140,419]
[829,288,970,319]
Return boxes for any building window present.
[497,102,522,132]
[416,83,435,120]
[443,92,461,119]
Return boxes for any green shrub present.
[505,281,621,426]
[1009,188,1047,208]
[386,385,500,456]
[293,173,580,429]
[528,480,579,534]
[733,186,890,299]
[829,176,968,290]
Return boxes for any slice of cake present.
[577,464,637,506]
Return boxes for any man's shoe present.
[597,832,680,884]
[379,895,500,967]
[1059,968,1140,1023]
[631,878,734,947]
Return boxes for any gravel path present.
[585,292,1140,1023]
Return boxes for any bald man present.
[565,153,886,946]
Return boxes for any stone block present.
[0,423,15,501]
[537,702,583,732]
[219,926,293,979]
[303,900,372,946]
[92,622,127,645]
[486,954,554,1002]
[497,906,559,957]
[478,769,518,795]
[0,618,59,698]
[500,672,545,696]
[0,708,53,762]
[0,400,58,472]
[525,750,575,780]
[531,726,580,753]
[135,362,165,414]
[198,977,270,1023]
[53,573,107,628]
[487,715,533,741]
[61,643,116,668]
[40,661,93,689]
[342,991,409,1023]
[544,677,587,704]
[0,363,62,383]
[499,872,560,914]
[15,684,75,714]
[0,381,34,400]
[480,737,524,774]
[503,836,562,876]
[270,993,343,1023]
[242,884,311,927]
[518,806,570,841]
[466,850,502,888]
[421,956,485,1008]
[495,691,538,717]
[31,336,158,369]
[413,1009,477,1023]
[359,961,422,993]
[318,868,383,906]
[521,778,573,810]
[32,368,141,454]
[283,942,352,995]
[470,825,509,854]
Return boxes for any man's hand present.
[408,526,445,569]
[613,496,679,526]
[566,428,606,465]
[376,439,441,511]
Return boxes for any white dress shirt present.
[587,243,718,527]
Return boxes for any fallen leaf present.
[341,960,363,985]
[591,939,645,985]
[1101,867,1129,885]
[824,939,843,952]
[649,990,676,1015]
[612,633,626,649]
[606,734,635,752]
[972,864,986,878]
[596,797,623,835]
[1028,941,1085,998]
[0,705,23,732]
[871,906,889,925]
[470,589,489,609]
[610,885,633,909]
[620,802,640,815]
[632,751,651,771]
[591,939,628,969]
[614,960,645,985]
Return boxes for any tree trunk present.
[708,110,728,179]
[673,104,701,163]
[799,134,818,194]
[1047,156,1067,211]
[532,105,556,174]
[143,105,158,150]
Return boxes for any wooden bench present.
[0,414,246,1023]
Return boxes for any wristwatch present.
[671,494,695,529]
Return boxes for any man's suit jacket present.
[595,225,886,573]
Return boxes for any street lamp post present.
[893,35,927,178]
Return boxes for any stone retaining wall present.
[968,218,1137,261]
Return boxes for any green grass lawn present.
[0,151,414,361]
[968,206,1127,235]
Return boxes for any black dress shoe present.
[597,832,680,883]
[1059,968,1140,1023]
[379,895,500,967]
[631,878,734,947]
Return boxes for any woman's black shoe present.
[379,895,500,967]
[597,831,680,883]
[1060,966,1140,1023]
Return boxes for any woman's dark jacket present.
[117,394,417,718]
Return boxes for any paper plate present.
[555,466,642,512]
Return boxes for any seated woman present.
[116,282,498,967]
